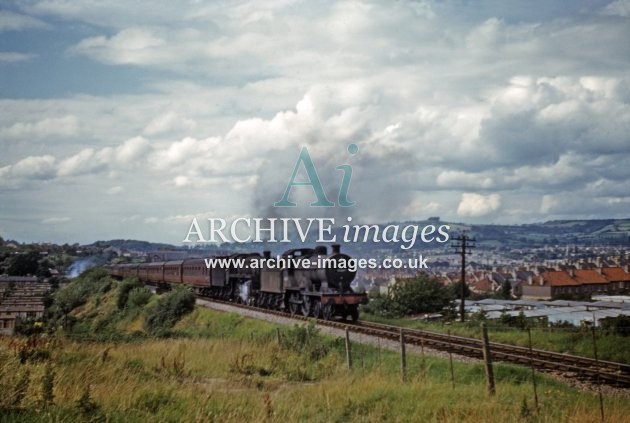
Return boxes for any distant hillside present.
[86,218,630,254]
[89,239,181,252]
[466,219,630,247]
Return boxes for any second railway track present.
[201,297,630,388]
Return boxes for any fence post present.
[420,334,426,380]
[448,330,455,389]
[481,323,495,395]
[591,323,604,421]
[527,327,539,410]
[400,328,407,382]
[345,327,353,370]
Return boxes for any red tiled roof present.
[539,271,576,287]
[601,267,630,282]
[574,269,608,285]
[470,278,493,292]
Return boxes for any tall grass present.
[2,306,629,422]
[1,269,628,421]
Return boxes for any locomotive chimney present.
[315,246,327,256]
[263,251,271,259]
[332,244,341,254]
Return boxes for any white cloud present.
[602,0,630,17]
[0,52,37,63]
[143,111,196,136]
[72,27,166,65]
[457,193,502,217]
[2,0,630,242]
[0,115,78,139]
[0,155,56,187]
[0,10,49,31]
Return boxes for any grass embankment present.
[361,312,630,364]
[1,269,629,421]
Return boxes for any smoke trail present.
[66,257,97,278]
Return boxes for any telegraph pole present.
[452,232,475,322]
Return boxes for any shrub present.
[600,315,630,336]
[127,287,152,308]
[364,275,454,317]
[498,311,530,329]
[280,321,330,360]
[117,278,143,310]
[144,287,195,336]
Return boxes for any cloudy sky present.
[1,0,629,244]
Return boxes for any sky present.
[1,0,629,244]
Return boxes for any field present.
[1,270,629,422]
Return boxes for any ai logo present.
[274,144,358,207]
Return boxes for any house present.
[0,277,49,336]
[521,266,630,300]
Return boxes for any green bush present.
[498,311,530,329]
[600,315,630,336]
[144,287,195,336]
[127,287,152,308]
[280,321,330,360]
[117,278,142,310]
[45,267,112,330]
[364,275,454,317]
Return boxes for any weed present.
[40,362,55,407]
[134,391,173,414]
[12,369,30,408]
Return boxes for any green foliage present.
[116,278,143,310]
[500,281,512,299]
[280,320,330,360]
[449,280,471,300]
[144,287,195,336]
[41,362,55,407]
[45,266,112,330]
[498,311,530,329]
[600,315,630,337]
[6,251,40,276]
[367,275,453,317]
[127,286,152,308]
[14,317,45,336]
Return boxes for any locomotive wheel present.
[301,297,312,317]
[312,299,322,318]
[288,293,300,315]
[350,307,359,322]
[322,303,333,320]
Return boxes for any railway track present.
[201,297,630,388]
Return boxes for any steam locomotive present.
[107,244,367,321]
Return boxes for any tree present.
[388,275,454,315]
[500,280,512,299]
[7,251,40,276]
[449,280,470,300]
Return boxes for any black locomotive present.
[107,244,367,321]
